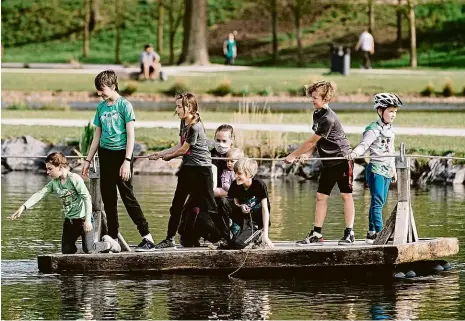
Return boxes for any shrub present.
[6,103,31,110]
[121,82,138,96]
[233,86,250,97]
[208,79,233,96]
[442,80,454,97]
[462,86,465,96]
[163,79,189,96]
[79,122,95,158]
[420,83,434,97]
[288,87,305,97]
[258,87,273,97]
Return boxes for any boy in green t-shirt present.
[9,152,109,254]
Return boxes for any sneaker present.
[153,238,176,250]
[102,235,121,253]
[338,229,355,245]
[93,241,111,253]
[296,230,324,246]
[135,238,156,252]
[365,232,378,245]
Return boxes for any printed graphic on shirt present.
[100,110,123,133]
[56,186,78,215]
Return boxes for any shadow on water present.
[2,172,465,319]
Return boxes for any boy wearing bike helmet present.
[347,93,403,244]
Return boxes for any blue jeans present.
[366,165,391,233]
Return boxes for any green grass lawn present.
[3,109,465,128]
[2,68,465,96]
[2,125,464,157]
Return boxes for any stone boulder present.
[417,153,465,185]
[256,162,285,178]
[2,136,51,172]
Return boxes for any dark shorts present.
[317,160,354,195]
[140,63,155,74]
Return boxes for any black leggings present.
[167,166,217,239]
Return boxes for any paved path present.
[2,62,464,76]
[3,118,465,137]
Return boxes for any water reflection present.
[2,172,465,319]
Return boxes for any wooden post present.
[374,143,418,245]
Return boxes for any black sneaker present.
[365,232,378,245]
[338,229,355,245]
[296,230,324,246]
[135,238,156,252]
[153,238,176,250]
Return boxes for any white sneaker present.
[102,235,121,253]
[93,241,111,253]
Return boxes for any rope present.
[3,154,465,161]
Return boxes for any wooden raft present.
[37,143,459,275]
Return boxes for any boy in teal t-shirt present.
[9,152,109,254]
[82,70,154,252]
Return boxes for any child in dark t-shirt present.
[285,80,355,246]
[225,158,274,249]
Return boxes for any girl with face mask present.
[211,124,235,197]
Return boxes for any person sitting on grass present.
[140,43,161,81]
[9,152,110,254]
[221,158,274,249]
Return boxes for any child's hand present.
[162,154,174,161]
[262,236,275,249]
[82,160,90,178]
[345,152,356,160]
[120,161,131,181]
[9,205,25,220]
[83,220,93,233]
[284,154,297,164]
[392,172,398,183]
[148,152,161,161]
[240,204,250,214]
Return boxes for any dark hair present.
[215,124,235,141]
[144,44,153,50]
[94,69,119,92]
[45,152,68,167]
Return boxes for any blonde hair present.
[45,152,68,168]
[226,147,244,160]
[233,157,258,178]
[304,80,337,102]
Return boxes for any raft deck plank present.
[37,238,459,275]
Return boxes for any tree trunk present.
[115,0,122,64]
[168,0,183,65]
[271,0,278,64]
[368,0,375,33]
[83,0,91,58]
[396,0,402,50]
[408,0,417,68]
[178,0,209,65]
[158,0,164,53]
[89,0,100,32]
[293,4,303,67]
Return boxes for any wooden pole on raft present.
[374,143,418,245]
[88,155,131,252]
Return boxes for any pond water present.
[2,172,464,319]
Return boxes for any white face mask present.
[214,142,230,155]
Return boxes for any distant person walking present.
[355,29,375,69]
[223,32,237,65]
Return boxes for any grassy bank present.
[2,125,464,158]
[2,69,465,97]
[3,109,465,128]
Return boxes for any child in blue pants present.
[348,93,403,244]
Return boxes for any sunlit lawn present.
[3,68,465,95]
